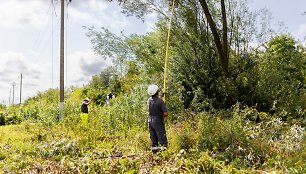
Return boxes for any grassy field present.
[0,114,305,173]
[0,89,305,173]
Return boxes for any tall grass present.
[0,85,305,173]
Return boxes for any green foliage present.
[195,105,306,169]
[84,66,122,105]
[94,83,148,133]
[0,90,305,173]
[100,0,306,120]
[1,1,306,173]
[197,112,248,153]
[4,112,23,125]
[86,26,134,73]
[169,121,197,152]
[256,34,306,118]
[0,107,24,125]
[110,0,260,111]
[120,61,141,92]
[126,31,166,75]
[0,112,5,125]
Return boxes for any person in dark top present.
[147,84,168,153]
[108,92,113,100]
[80,98,91,127]
[106,92,113,104]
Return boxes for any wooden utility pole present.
[59,0,65,120]
[12,82,16,105]
[9,90,11,106]
[20,73,23,105]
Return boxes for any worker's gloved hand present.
[162,93,166,97]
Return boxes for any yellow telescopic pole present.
[163,0,176,102]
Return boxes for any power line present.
[36,1,61,55]
[37,17,61,55]
[32,0,59,91]
[52,0,59,17]
[51,0,60,88]
[32,1,53,50]
[33,1,61,90]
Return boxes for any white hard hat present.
[84,98,90,101]
[148,84,158,95]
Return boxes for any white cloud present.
[0,50,112,103]
[144,12,158,33]
[88,0,107,12]
[0,52,43,77]
[0,51,44,103]
[0,0,152,103]
[69,7,92,22]
[68,1,129,33]
[0,0,50,28]
[0,0,129,31]
[297,24,306,40]
[66,51,112,87]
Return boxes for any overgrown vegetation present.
[0,0,305,173]
[1,100,305,173]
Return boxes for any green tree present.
[85,66,121,105]
[86,27,134,76]
[256,34,306,118]
[120,61,141,92]
[199,0,229,77]
[91,0,261,110]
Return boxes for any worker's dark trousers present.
[148,118,168,148]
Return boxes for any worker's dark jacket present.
[81,102,89,113]
[108,93,113,99]
[147,96,168,147]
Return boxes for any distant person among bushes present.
[81,98,91,128]
[106,92,113,104]
[147,84,168,153]
[108,92,113,99]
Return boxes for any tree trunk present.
[221,0,229,77]
[199,0,229,78]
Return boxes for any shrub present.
[5,113,23,125]
[0,112,5,125]
[169,121,197,152]
[197,112,248,152]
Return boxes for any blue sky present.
[0,0,305,104]
[0,0,154,104]
[250,0,306,40]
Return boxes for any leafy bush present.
[256,35,306,118]
[168,121,197,152]
[199,110,245,149]
[0,112,5,125]
[5,113,23,125]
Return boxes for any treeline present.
[0,1,305,172]
[1,0,305,126]
[85,0,306,123]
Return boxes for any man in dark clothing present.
[147,84,168,153]
[108,92,113,100]
[81,98,91,127]
[81,98,89,113]
[106,92,114,104]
